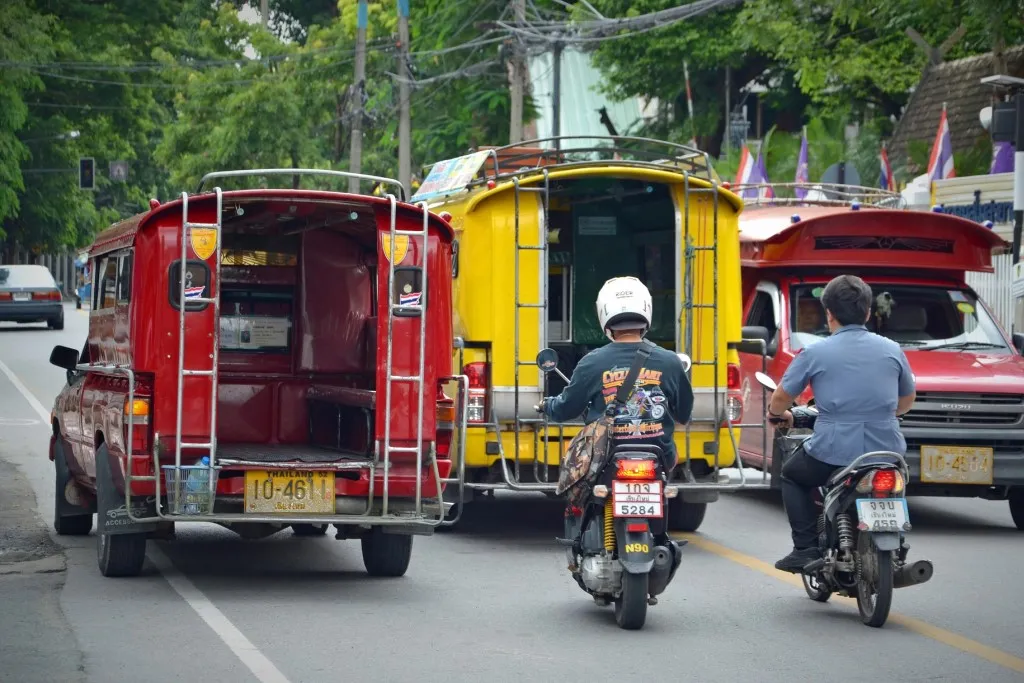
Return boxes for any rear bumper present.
[0,301,63,322]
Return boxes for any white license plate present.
[611,480,663,518]
[12,292,29,301]
[856,498,909,533]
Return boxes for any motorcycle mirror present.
[676,353,691,373]
[754,371,777,392]
[536,347,559,373]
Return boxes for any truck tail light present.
[435,385,455,458]
[123,397,152,455]
[464,361,489,424]
[725,363,743,424]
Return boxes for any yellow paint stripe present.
[678,533,1024,675]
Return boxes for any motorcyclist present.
[539,276,694,480]
[766,274,916,573]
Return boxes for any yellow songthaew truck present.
[414,137,763,531]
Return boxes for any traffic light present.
[79,157,95,190]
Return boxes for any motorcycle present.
[535,348,686,630]
[754,371,934,627]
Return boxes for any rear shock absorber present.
[603,499,615,553]
[837,513,854,551]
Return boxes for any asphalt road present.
[1,305,1023,683]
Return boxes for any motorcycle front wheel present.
[615,572,649,630]
[855,533,894,628]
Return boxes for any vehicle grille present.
[902,392,1024,428]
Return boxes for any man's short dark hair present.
[820,274,872,326]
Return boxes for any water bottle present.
[183,456,210,515]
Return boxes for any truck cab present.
[735,199,1024,528]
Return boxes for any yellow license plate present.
[920,445,993,485]
[244,470,335,514]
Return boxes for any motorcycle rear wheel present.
[615,572,649,630]
[856,533,894,628]
[801,573,832,602]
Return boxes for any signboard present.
[220,316,291,351]
[578,216,617,236]
[109,161,129,182]
[411,151,491,203]
[934,174,1014,241]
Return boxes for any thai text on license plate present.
[612,480,663,518]
[856,498,909,533]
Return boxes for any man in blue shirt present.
[765,274,916,573]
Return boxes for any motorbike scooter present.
[754,371,934,627]
[535,347,687,630]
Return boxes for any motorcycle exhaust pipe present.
[894,560,933,589]
[647,546,673,597]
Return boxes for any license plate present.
[12,292,29,301]
[856,498,909,533]
[920,445,993,485]
[611,480,663,518]
[244,470,335,514]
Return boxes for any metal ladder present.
[173,188,224,499]
[380,196,431,515]
[501,171,563,491]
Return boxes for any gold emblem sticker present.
[380,233,410,264]
[190,227,218,261]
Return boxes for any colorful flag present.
[878,145,895,191]
[794,128,809,199]
[754,149,774,200]
[400,291,422,307]
[990,140,1014,174]
[927,106,955,181]
[734,145,757,199]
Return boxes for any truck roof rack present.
[733,182,906,209]
[195,168,407,200]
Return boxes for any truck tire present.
[1009,487,1024,530]
[668,501,707,532]
[53,439,93,536]
[97,530,147,577]
[361,528,413,577]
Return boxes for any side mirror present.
[1013,333,1024,356]
[676,353,691,373]
[754,371,778,392]
[735,326,771,355]
[536,347,559,372]
[49,345,79,373]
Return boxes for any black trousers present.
[780,447,840,549]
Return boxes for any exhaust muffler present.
[647,546,673,596]
[894,559,933,588]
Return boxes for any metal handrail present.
[732,182,906,208]
[196,168,407,200]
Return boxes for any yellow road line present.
[678,533,1024,675]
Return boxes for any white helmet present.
[596,276,653,341]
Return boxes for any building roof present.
[890,45,1024,171]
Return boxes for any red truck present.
[734,198,1024,529]
[47,169,467,577]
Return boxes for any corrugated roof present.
[891,45,1024,171]
[526,47,646,145]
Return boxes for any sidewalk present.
[0,458,85,683]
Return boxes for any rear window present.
[0,265,56,288]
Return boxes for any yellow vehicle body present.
[418,139,749,528]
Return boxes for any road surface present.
[1,305,1022,683]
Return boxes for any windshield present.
[789,283,1010,354]
[0,265,57,288]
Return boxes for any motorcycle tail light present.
[616,458,657,480]
[855,469,904,496]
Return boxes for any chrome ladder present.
[172,188,224,503]
[381,196,431,515]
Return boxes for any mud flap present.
[871,532,901,551]
[54,437,96,516]
[614,518,655,574]
[96,445,158,536]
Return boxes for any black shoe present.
[774,547,820,573]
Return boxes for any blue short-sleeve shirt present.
[780,324,915,467]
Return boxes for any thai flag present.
[184,286,205,299]
[794,129,809,199]
[754,150,775,200]
[400,291,421,306]
[734,146,757,199]
[927,107,955,181]
[878,145,895,191]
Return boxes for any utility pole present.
[349,0,368,193]
[260,0,269,28]
[397,0,412,194]
[509,0,526,143]
[724,65,731,158]
[552,40,563,151]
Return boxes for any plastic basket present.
[162,464,220,516]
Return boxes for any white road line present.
[147,547,292,683]
[0,357,294,683]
